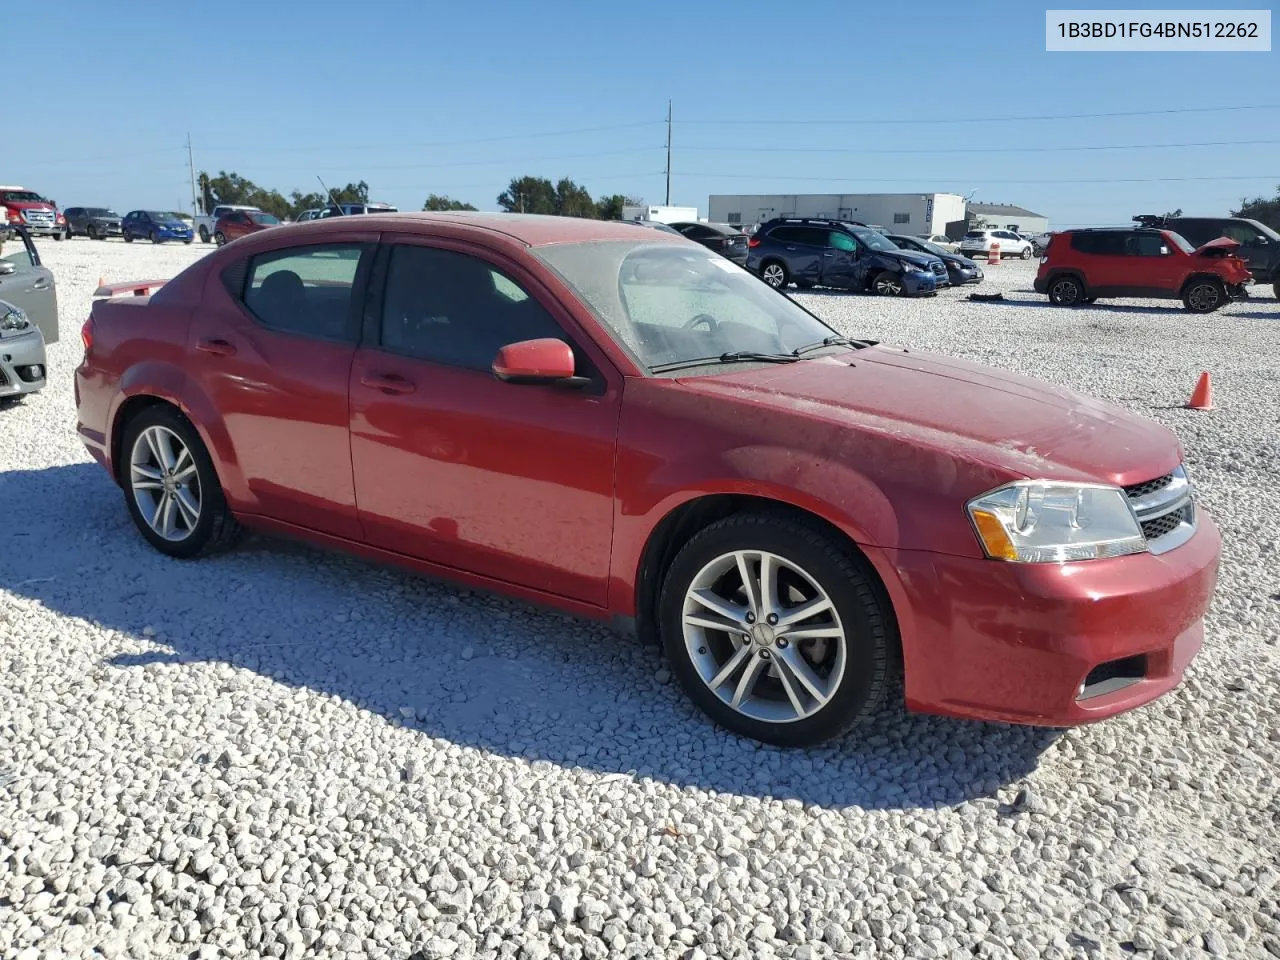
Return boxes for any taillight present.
[81,315,95,353]
[748,237,761,248]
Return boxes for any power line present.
[679,103,1280,126]
[678,137,1280,156]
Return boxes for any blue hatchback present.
[121,210,194,245]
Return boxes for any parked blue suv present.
[121,210,194,245]
[746,218,946,296]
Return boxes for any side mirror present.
[1160,246,1170,256]
[0,262,15,276]
[492,338,586,388]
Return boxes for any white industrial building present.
[965,202,1049,236]
[707,193,968,235]
[623,203,698,224]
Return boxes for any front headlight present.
[967,480,1146,562]
[0,302,32,338]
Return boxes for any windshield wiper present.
[790,335,862,356]
[651,351,802,373]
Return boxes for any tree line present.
[197,170,641,220]
[1233,186,1280,231]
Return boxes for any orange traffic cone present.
[1186,372,1213,410]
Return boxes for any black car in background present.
[1138,215,1280,299]
[887,234,984,285]
[746,217,945,296]
[668,221,749,266]
[63,206,123,240]
[621,219,684,236]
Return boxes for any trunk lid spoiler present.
[93,278,169,298]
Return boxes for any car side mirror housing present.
[1160,246,1170,255]
[0,262,14,276]
[492,338,587,388]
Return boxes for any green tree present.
[595,193,627,220]
[1233,186,1280,232]
[554,178,597,218]
[497,176,557,214]
[423,194,477,211]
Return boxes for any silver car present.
[0,299,47,401]
[0,225,58,344]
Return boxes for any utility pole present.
[664,99,672,206]
[186,134,199,216]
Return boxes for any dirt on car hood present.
[681,345,1182,487]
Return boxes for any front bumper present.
[1227,282,1250,300]
[870,509,1220,726]
[20,224,63,237]
[89,220,123,236]
[949,265,983,284]
[901,270,937,296]
[0,329,48,398]
[154,229,194,242]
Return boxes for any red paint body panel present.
[74,212,1222,729]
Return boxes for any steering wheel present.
[683,313,718,333]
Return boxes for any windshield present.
[145,211,181,221]
[851,227,899,253]
[1167,232,1196,254]
[249,213,281,224]
[913,239,949,257]
[536,241,840,371]
[86,208,117,217]
[1252,219,1280,242]
[1,191,45,203]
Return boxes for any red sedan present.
[213,209,280,245]
[74,213,1219,746]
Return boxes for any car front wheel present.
[1020,246,1032,260]
[1048,275,1083,306]
[659,513,893,746]
[872,271,905,296]
[1183,279,1225,313]
[760,261,789,288]
[121,406,241,559]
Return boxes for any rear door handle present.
[31,278,51,291]
[785,245,797,251]
[361,373,415,395]
[196,337,236,357]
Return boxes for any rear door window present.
[241,244,371,342]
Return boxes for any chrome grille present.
[22,210,55,226]
[930,262,947,277]
[1125,465,1195,554]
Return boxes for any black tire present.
[123,232,133,243]
[1182,278,1225,313]
[183,239,193,245]
[53,231,63,241]
[871,270,905,296]
[198,226,211,244]
[1047,274,1083,306]
[759,260,789,289]
[658,512,894,747]
[87,224,98,240]
[120,405,241,559]
[149,230,161,244]
[1020,246,1032,260]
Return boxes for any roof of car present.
[291,211,684,247]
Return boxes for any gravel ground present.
[1,237,1278,960]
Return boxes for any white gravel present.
[2,237,1278,960]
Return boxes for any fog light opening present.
[1077,654,1148,701]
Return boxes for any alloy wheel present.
[681,549,847,724]
[1188,282,1221,312]
[1050,277,1080,305]
[874,274,903,296]
[761,263,786,287]
[129,426,202,542]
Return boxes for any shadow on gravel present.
[2,463,1059,811]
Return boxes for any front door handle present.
[822,251,835,257]
[196,337,236,357]
[361,373,415,395]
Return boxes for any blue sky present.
[19,0,1279,227]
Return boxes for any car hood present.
[941,253,978,268]
[158,221,190,229]
[1194,236,1240,254]
[885,250,938,267]
[679,346,1180,486]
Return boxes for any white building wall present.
[708,193,966,234]
[622,204,698,224]
[968,209,1049,234]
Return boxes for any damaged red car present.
[75,213,1220,746]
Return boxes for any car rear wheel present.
[149,230,160,244]
[214,231,227,246]
[872,271,905,296]
[659,513,893,746]
[1183,279,1225,313]
[122,406,241,559]
[760,261,789,288]
[1020,246,1032,260]
[198,226,210,243]
[87,224,99,240]
[1047,275,1083,306]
